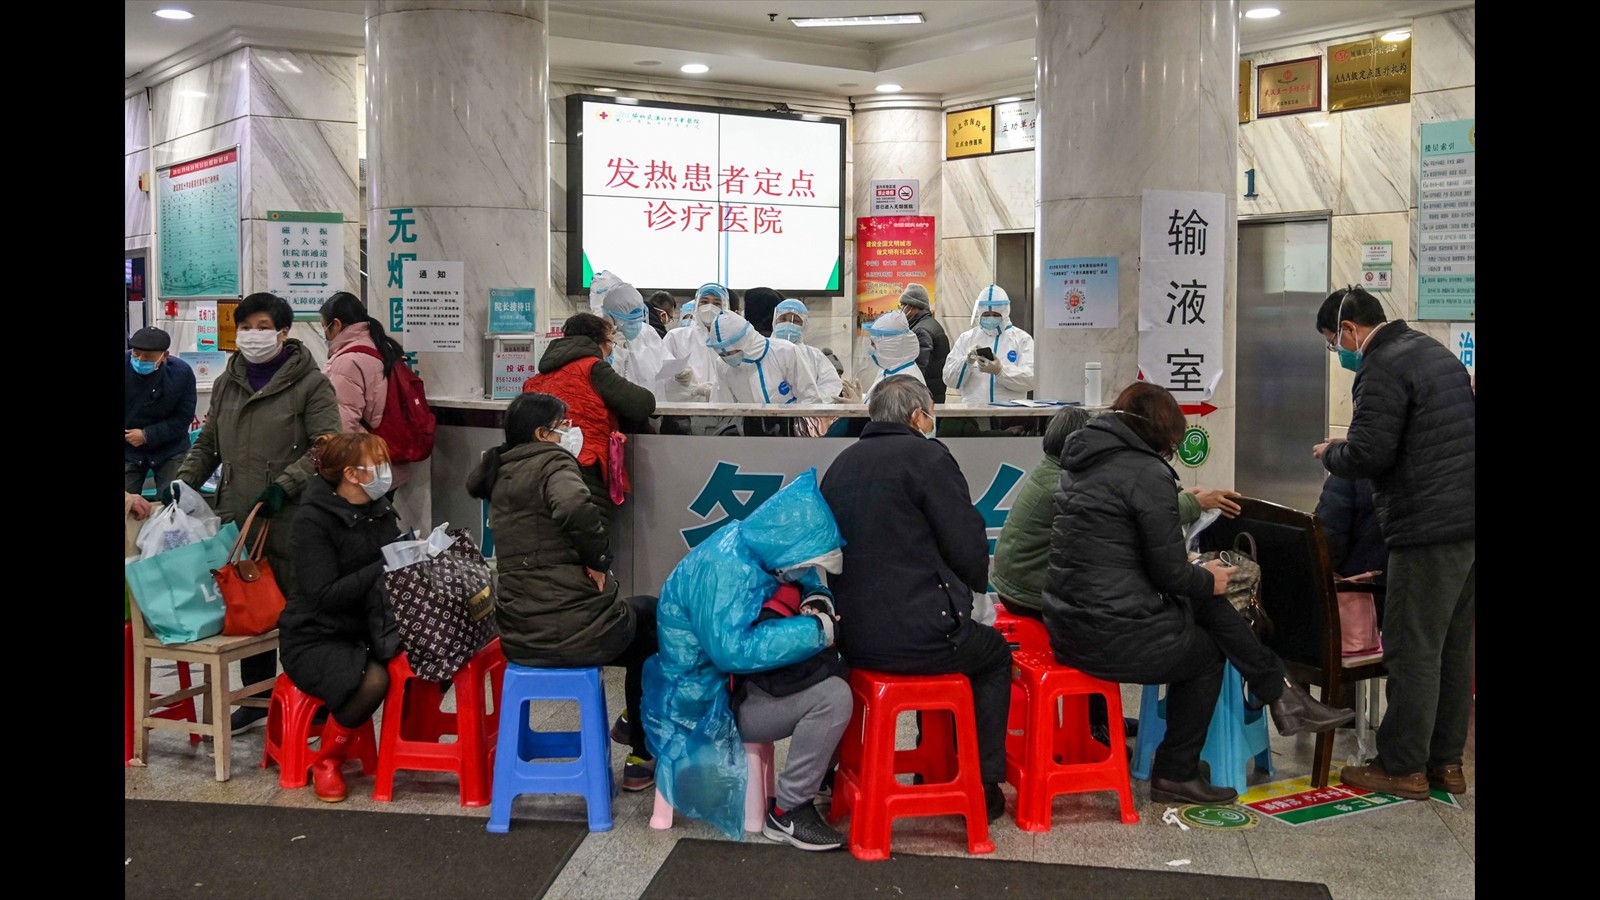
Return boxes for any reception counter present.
[428,397,1097,598]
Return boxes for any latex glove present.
[253,484,288,518]
[691,381,713,400]
[975,356,1002,375]
[673,368,695,386]
[804,607,836,646]
[800,593,835,619]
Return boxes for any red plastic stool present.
[992,606,1052,737]
[828,669,994,861]
[1004,651,1138,830]
[126,622,200,765]
[373,639,507,807]
[260,674,378,789]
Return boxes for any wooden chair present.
[1196,497,1386,789]
[127,593,280,781]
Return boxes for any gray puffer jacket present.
[1041,414,1214,682]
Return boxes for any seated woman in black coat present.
[1042,383,1354,805]
[280,432,403,802]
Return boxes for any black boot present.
[1269,680,1355,736]
[1149,772,1237,805]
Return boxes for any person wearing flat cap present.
[898,284,950,403]
[125,326,196,496]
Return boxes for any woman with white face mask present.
[661,282,732,402]
[466,391,662,793]
[171,291,342,735]
[279,432,403,802]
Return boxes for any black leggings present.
[611,595,659,759]
[332,657,390,729]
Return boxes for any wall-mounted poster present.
[1137,191,1226,401]
[1417,119,1475,321]
[993,100,1037,153]
[1239,60,1252,124]
[267,210,345,318]
[402,260,466,352]
[1256,57,1322,118]
[1044,257,1118,329]
[946,106,993,159]
[1328,34,1411,112]
[855,216,935,327]
[157,148,241,299]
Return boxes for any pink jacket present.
[325,322,388,433]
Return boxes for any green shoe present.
[623,754,656,792]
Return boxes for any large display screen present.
[567,95,845,295]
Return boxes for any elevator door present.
[1235,219,1328,513]
[994,230,1034,334]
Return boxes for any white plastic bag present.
[135,483,221,559]
[972,590,998,627]
[381,522,456,572]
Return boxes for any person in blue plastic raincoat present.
[706,310,823,406]
[862,308,926,402]
[772,299,844,401]
[589,274,667,397]
[642,469,849,842]
[942,284,1037,405]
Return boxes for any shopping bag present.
[136,483,221,559]
[381,524,498,682]
[1338,570,1383,657]
[607,431,631,505]
[212,503,286,636]
[125,522,239,644]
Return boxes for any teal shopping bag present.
[124,522,239,644]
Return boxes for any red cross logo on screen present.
[598,111,609,120]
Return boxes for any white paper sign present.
[869,180,919,216]
[1138,190,1227,401]
[402,261,465,353]
[267,212,345,317]
[994,100,1038,152]
[195,300,218,351]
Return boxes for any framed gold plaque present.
[1240,59,1252,124]
[946,106,993,159]
[1256,56,1321,118]
[1328,35,1412,112]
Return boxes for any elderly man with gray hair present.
[819,375,1012,822]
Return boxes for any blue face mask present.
[773,322,804,344]
[130,355,158,376]
[617,317,643,341]
[979,314,1004,334]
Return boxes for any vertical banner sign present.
[993,100,1038,153]
[383,207,421,370]
[1139,190,1226,401]
[218,300,238,352]
[1417,120,1475,320]
[488,288,537,334]
[1450,323,1475,381]
[402,261,466,352]
[1044,257,1118,329]
[267,211,345,317]
[855,216,936,327]
[491,341,535,400]
[195,300,218,351]
[157,148,241,299]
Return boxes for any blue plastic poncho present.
[641,469,843,838]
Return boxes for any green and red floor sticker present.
[1235,774,1460,826]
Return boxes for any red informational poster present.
[855,216,935,329]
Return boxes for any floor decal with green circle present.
[1178,804,1260,830]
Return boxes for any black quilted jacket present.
[1323,321,1475,549]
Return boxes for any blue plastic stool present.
[1129,662,1274,795]
[487,665,614,833]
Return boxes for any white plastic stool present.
[650,741,774,832]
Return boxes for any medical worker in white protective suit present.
[590,275,666,396]
[862,309,926,402]
[942,284,1036,406]
[771,299,844,401]
[706,310,823,406]
[676,299,695,329]
[662,282,730,402]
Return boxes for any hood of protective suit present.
[867,309,919,371]
[589,270,625,314]
[600,282,648,339]
[641,469,841,839]
[705,310,766,365]
[971,283,1012,332]
[677,300,695,327]
[772,298,808,344]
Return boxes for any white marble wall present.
[140,47,359,359]
[367,1,547,400]
[126,94,152,248]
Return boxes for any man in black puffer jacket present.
[1314,287,1475,801]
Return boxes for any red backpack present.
[346,345,436,463]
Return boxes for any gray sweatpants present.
[735,677,853,811]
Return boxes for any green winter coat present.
[176,340,341,595]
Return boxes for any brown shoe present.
[1340,763,1428,800]
[1427,763,1467,795]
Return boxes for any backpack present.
[346,345,436,463]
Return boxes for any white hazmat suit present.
[863,309,926,401]
[706,310,823,406]
[772,299,843,401]
[592,279,666,396]
[942,284,1036,405]
[661,282,728,401]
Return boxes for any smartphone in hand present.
[974,347,996,361]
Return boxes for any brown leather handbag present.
[1199,532,1273,638]
[211,503,286,636]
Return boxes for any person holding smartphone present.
[943,284,1036,407]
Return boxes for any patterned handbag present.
[382,528,498,682]
[1197,531,1274,638]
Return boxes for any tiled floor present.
[125,662,1475,899]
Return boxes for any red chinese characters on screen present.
[606,158,815,237]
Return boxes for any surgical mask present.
[773,322,804,344]
[695,303,721,327]
[718,349,744,369]
[358,463,392,500]
[617,317,643,341]
[235,329,283,363]
[920,412,937,439]
[1337,344,1362,372]
[130,355,158,376]
[979,314,1004,334]
[557,426,584,458]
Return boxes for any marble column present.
[365,0,548,401]
[1035,0,1239,487]
[366,0,548,530]
[849,94,943,382]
